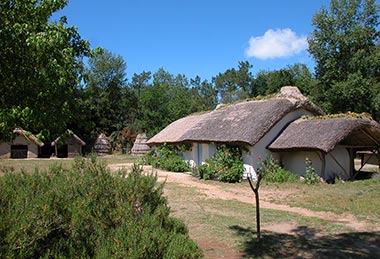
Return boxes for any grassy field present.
[1,156,380,258]
[164,182,380,258]
[0,154,136,175]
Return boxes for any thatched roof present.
[131,133,151,156]
[94,133,111,155]
[13,129,44,147]
[51,130,86,147]
[269,116,380,153]
[148,86,323,146]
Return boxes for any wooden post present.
[316,151,326,180]
[347,148,354,180]
[377,148,380,172]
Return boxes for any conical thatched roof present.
[131,133,151,156]
[148,86,323,146]
[94,133,111,156]
[269,115,380,153]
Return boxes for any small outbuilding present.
[94,133,111,156]
[51,130,85,158]
[0,129,44,159]
[269,115,380,180]
[131,133,151,156]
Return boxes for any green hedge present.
[0,158,202,259]
[144,144,190,173]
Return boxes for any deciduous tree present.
[308,0,380,116]
[0,0,89,140]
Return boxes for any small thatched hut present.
[0,129,44,158]
[94,133,111,156]
[51,130,86,158]
[131,133,151,156]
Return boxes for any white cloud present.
[245,28,308,59]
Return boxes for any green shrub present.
[142,150,157,165]
[159,155,190,172]
[218,163,245,183]
[304,158,321,184]
[197,160,217,180]
[146,144,190,173]
[259,156,298,183]
[213,145,244,183]
[0,158,202,259]
[196,145,244,183]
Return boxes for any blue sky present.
[55,0,331,81]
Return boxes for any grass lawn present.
[259,179,380,226]
[164,181,380,258]
[0,154,136,175]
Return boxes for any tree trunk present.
[255,188,261,240]
[248,174,262,241]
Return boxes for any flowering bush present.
[198,145,244,183]
[304,158,320,184]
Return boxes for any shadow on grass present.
[230,225,380,259]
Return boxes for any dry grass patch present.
[162,182,377,258]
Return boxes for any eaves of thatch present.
[51,130,86,147]
[147,86,323,146]
[268,116,380,153]
[147,113,209,145]
[13,129,44,147]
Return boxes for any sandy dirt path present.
[109,163,376,233]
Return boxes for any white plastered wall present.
[242,108,315,170]
[182,143,217,166]
[278,146,351,180]
[280,151,322,176]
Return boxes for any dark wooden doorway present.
[11,145,27,159]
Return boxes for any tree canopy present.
[0,0,90,141]
[308,0,380,117]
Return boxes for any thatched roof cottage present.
[51,130,86,158]
[148,86,380,181]
[0,129,44,159]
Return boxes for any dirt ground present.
[109,164,379,258]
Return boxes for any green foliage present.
[218,162,245,183]
[197,159,218,180]
[81,48,137,138]
[159,155,191,173]
[212,61,253,103]
[304,158,321,185]
[0,0,90,139]
[214,145,244,183]
[148,144,190,173]
[0,158,202,258]
[197,145,244,183]
[308,0,380,118]
[259,156,298,183]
